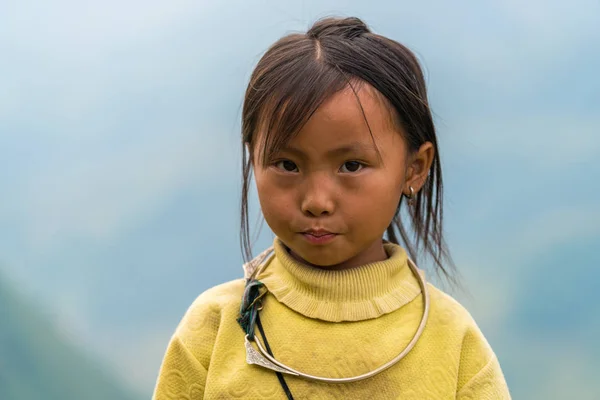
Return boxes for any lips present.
[300,229,338,245]
[304,229,335,237]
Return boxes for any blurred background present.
[1,0,599,399]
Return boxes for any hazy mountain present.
[0,274,141,400]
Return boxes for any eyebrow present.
[280,142,377,159]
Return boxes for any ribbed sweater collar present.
[259,238,423,322]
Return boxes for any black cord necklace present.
[238,279,294,399]
[256,313,294,400]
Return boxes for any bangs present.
[253,57,352,166]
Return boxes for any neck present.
[258,237,421,321]
[287,238,388,271]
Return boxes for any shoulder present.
[174,279,246,338]
[193,278,247,307]
[425,283,504,390]
[426,283,480,328]
[425,283,495,354]
[428,285,510,399]
[156,279,247,377]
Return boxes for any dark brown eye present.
[276,160,299,172]
[340,161,363,173]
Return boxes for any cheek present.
[255,174,296,227]
[346,174,403,226]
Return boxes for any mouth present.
[300,230,338,245]
[303,229,335,237]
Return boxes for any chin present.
[289,242,352,268]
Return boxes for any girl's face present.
[253,84,432,270]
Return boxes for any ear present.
[404,142,434,195]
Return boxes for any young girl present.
[153,17,510,399]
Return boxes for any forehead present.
[286,83,399,153]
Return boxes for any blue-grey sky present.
[1,1,599,398]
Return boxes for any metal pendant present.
[245,336,299,376]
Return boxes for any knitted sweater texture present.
[153,239,510,399]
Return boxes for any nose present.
[300,174,336,217]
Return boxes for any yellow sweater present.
[153,239,510,399]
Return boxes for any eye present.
[275,160,299,172]
[340,161,364,173]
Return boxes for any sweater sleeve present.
[455,323,511,399]
[152,335,207,400]
[152,291,223,400]
[456,354,511,399]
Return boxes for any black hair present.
[240,17,456,282]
